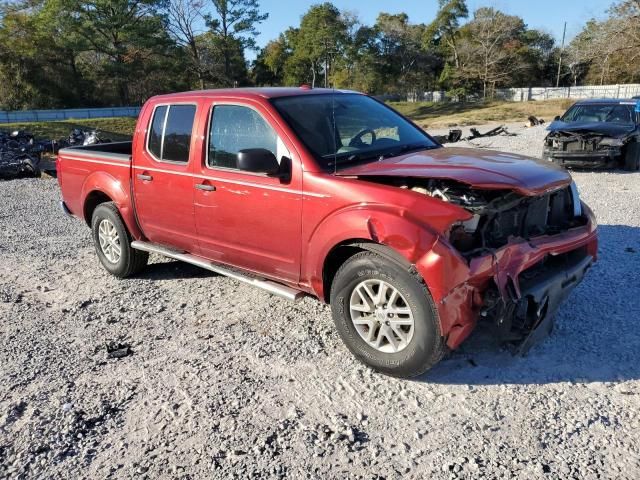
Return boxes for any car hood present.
[546,120,636,137]
[335,147,571,196]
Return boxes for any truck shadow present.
[419,224,640,385]
[135,260,217,280]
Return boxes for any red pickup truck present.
[57,87,598,377]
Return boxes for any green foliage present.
[283,3,349,88]
[2,0,637,109]
[206,0,268,83]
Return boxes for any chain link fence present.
[414,84,640,103]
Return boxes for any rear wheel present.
[330,251,446,378]
[623,142,640,171]
[91,202,148,278]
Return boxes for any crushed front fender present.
[415,203,598,351]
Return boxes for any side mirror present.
[237,148,280,175]
[554,115,561,121]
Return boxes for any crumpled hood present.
[546,120,636,137]
[335,146,571,196]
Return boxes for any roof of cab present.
[150,87,360,102]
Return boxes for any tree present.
[166,0,208,88]
[56,0,172,105]
[455,7,527,98]
[206,0,268,84]
[0,0,95,109]
[286,3,349,88]
[566,1,640,85]
[253,35,289,85]
[333,22,383,93]
[375,13,439,96]
[197,30,248,86]
[425,0,468,69]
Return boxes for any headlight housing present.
[569,181,582,217]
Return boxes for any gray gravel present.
[1,125,640,479]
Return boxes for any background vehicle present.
[543,98,640,170]
[57,88,598,377]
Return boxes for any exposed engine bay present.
[368,177,586,258]
[543,130,629,167]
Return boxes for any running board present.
[131,241,305,302]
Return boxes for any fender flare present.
[80,171,143,239]
[304,205,441,300]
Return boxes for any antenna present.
[332,84,338,175]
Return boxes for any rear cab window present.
[147,104,197,163]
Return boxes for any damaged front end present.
[543,130,629,168]
[370,176,597,353]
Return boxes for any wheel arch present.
[83,190,113,226]
[321,239,415,303]
[305,207,441,302]
[80,171,143,239]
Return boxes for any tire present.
[330,251,446,378]
[19,158,40,178]
[91,202,148,278]
[623,142,640,171]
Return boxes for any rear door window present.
[147,104,196,163]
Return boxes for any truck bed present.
[57,142,133,222]
[59,141,133,162]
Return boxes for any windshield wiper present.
[327,142,437,169]
[392,142,436,156]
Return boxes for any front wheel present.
[91,202,148,278]
[330,251,446,378]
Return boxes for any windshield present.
[561,103,636,125]
[271,93,438,170]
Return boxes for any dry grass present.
[0,117,137,141]
[389,98,575,128]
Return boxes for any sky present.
[246,0,611,60]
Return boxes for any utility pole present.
[556,21,567,88]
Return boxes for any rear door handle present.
[137,173,153,181]
[195,183,216,192]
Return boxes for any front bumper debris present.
[416,203,598,352]
[544,146,622,166]
[484,249,593,354]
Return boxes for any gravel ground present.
[1,124,639,479]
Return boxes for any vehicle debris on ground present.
[105,342,132,359]
[0,127,116,179]
[434,125,516,144]
[526,115,545,127]
[0,130,43,179]
[67,129,112,147]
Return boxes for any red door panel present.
[132,102,201,253]
[193,101,303,283]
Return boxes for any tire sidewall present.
[330,253,442,377]
[91,204,132,277]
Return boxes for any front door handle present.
[195,183,216,192]
[137,173,153,181]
